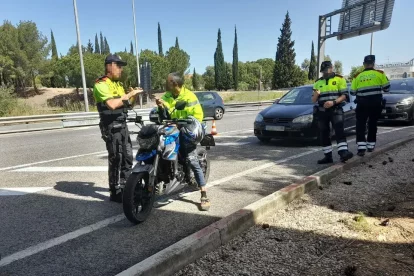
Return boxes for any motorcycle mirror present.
[175,101,187,111]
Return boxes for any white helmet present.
[180,116,204,145]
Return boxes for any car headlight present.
[292,114,313,124]
[398,98,414,106]
[255,114,264,122]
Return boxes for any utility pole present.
[72,0,89,112]
[131,0,142,108]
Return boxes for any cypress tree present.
[130,41,134,55]
[214,29,225,90]
[51,30,58,60]
[232,26,239,90]
[192,68,199,90]
[104,37,110,54]
[158,22,163,56]
[272,11,298,89]
[308,41,317,80]
[94,33,100,54]
[100,32,104,54]
[175,37,180,49]
[86,39,94,53]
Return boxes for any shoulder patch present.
[353,72,362,79]
[95,76,108,83]
[375,69,384,74]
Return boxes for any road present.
[1,109,413,276]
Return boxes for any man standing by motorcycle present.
[156,72,210,211]
[93,54,142,203]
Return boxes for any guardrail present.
[0,101,275,134]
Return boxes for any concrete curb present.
[116,134,414,276]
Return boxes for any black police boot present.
[339,150,354,162]
[357,150,366,157]
[317,152,333,164]
[109,185,123,203]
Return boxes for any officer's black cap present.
[320,61,333,72]
[105,54,127,66]
[364,55,375,64]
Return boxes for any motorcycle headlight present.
[137,135,158,150]
[255,114,264,122]
[292,114,313,124]
[398,98,414,106]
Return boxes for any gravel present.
[175,141,414,276]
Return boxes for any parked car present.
[380,78,414,124]
[254,84,357,142]
[195,91,226,120]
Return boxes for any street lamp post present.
[72,0,89,112]
[131,0,143,108]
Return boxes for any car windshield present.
[196,93,214,102]
[389,79,414,94]
[278,87,313,105]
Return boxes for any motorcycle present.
[122,101,215,224]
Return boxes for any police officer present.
[351,55,390,156]
[93,54,143,202]
[312,61,354,164]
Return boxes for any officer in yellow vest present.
[156,72,210,211]
[93,54,142,202]
[351,55,390,156]
[312,61,354,164]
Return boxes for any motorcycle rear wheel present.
[123,172,155,224]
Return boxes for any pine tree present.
[192,68,199,90]
[158,22,163,56]
[214,29,225,90]
[130,41,134,55]
[51,30,58,60]
[308,41,317,80]
[94,34,100,54]
[100,32,104,54]
[272,11,301,89]
[87,39,94,53]
[104,37,110,54]
[232,26,239,90]
[175,37,180,49]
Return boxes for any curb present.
[116,134,414,276]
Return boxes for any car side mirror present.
[175,100,187,111]
[274,98,280,104]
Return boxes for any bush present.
[0,86,18,117]
[237,81,249,91]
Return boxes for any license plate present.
[382,109,386,114]
[265,125,285,131]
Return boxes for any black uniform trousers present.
[355,97,383,151]
[101,121,133,193]
[317,107,349,155]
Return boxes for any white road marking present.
[214,135,252,138]
[13,166,109,172]
[1,125,412,268]
[0,214,125,267]
[0,187,51,196]
[215,142,250,146]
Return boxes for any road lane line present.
[0,215,125,267]
[0,187,51,196]
[12,166,109,172]
[1,125,412,267]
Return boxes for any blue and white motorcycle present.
[122,101,215,224]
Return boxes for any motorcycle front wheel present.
[123,172,155,224]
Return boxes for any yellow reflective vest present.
[160,87,204,122]
[350,69,390,98]
[313,74,348,106]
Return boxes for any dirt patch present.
[175,142,414,276]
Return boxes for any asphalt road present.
[1,109,413,276]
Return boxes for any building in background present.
[376,58,414,79]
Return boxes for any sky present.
[1,0,413,75]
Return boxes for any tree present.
[214,29,226,90]
[232,26,238,90]
[349,65,364,80]
[104,37,110,54]
[165,46,190,75]
[100,32,104,54]
[158,22,163,56]
[301,58,310,72]
[256,58,275,89]
[334,60,343,75]
[139,49,169,90]
[192,68,199,90]
[272,12,303,89]
[94,34,100,54]
[50,30,58,60]
[130,41,134,55]
[202,66,215,90]
[175,37,180,49]
[87,39,94,53]
[124,47,127,53]
[324,55,332,61]
[308,41,317,80]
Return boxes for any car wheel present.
[214,107,224,120]
[257,136,271,143]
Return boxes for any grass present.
[219,91,286,103]
[4,100,96,117]
[345,212,373,233]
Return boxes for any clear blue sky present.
[2,0,413,75]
